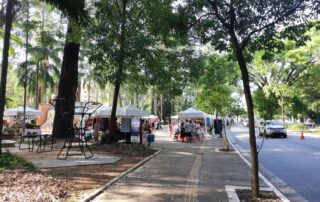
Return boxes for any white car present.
[304,119,316,127]
[259,120,287,138]
[242,120,249,127]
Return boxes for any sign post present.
[131,118,140,143]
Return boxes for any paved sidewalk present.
[92,127,268,202]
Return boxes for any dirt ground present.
[5,141,155,200]
[41,152,145,190]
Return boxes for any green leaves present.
[195,54,240,115]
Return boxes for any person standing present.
[184,120,193,143]
[143,120,151,142]
[168,120,173,137]
[180,121,185,142]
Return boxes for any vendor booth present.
[4,106,41,117]
[143,114,159,123]
[179,107,208,128]
[117,104,149,143]
[178,107,211,135]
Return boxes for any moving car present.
[259,120,287,138]
[304,119,316,127]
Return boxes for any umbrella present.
[4,106,41,117]
[117,104,149,117]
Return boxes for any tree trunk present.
[38,85,42,107]
[109,0,127,137]
[281,95,285,124]
[76,80,81,101]
[234,46,260,198]
[0,0,14,154]
[109,80,121,136]
[118,91,123,107]
[151,96,154,114]
[154,95,158,116]
[52,21,80,138]
[133,92,137,107]
[87,81,91,102]
[35,63,39,108]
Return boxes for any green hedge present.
[0,153,35,172]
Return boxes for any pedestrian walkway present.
[92,126,268,202]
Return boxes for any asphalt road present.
[227,125,320,202]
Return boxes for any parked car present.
[304,119,316,127]
[259,120,287,138]
[242,120,249,127]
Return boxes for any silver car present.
[259,120,287,138]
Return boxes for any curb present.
[81,148,162,202]
[226,133,289,202]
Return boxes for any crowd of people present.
[172,120,205,143]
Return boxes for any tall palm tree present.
[17,29,61,108]
[80,69,106,102]
[17,49,60,108]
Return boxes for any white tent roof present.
[4,106,41,117]
[171,115,179,119]
[143,114,158,119]
[178,107,206,118]
[90,105,112,117]
[117,104,149,117]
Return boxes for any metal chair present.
[50,98,101,160]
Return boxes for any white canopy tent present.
[4,106,41,117]
[178,107,207,118]
[90,105,112,117]
[178,107,209,134]
[171,115,179,119]
[117,104,149,117]
[143,114,158,119]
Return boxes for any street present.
[228,125,320,202]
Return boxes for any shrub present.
[100,131,121,144]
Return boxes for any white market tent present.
[171,115,179,119]
[4,106,41,117]
[178,107,207,118]
[117,104,149,117]
[143,114,158,119]
[90,105,112,117]
[178,107,209,133]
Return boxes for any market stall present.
[178,107,209,134]
[117,104,149,143]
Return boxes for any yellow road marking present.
[184,142,205,202]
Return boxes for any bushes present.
[100,131,121,144]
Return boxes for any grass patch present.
[286,123,307,131]
[0,152,35,172]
